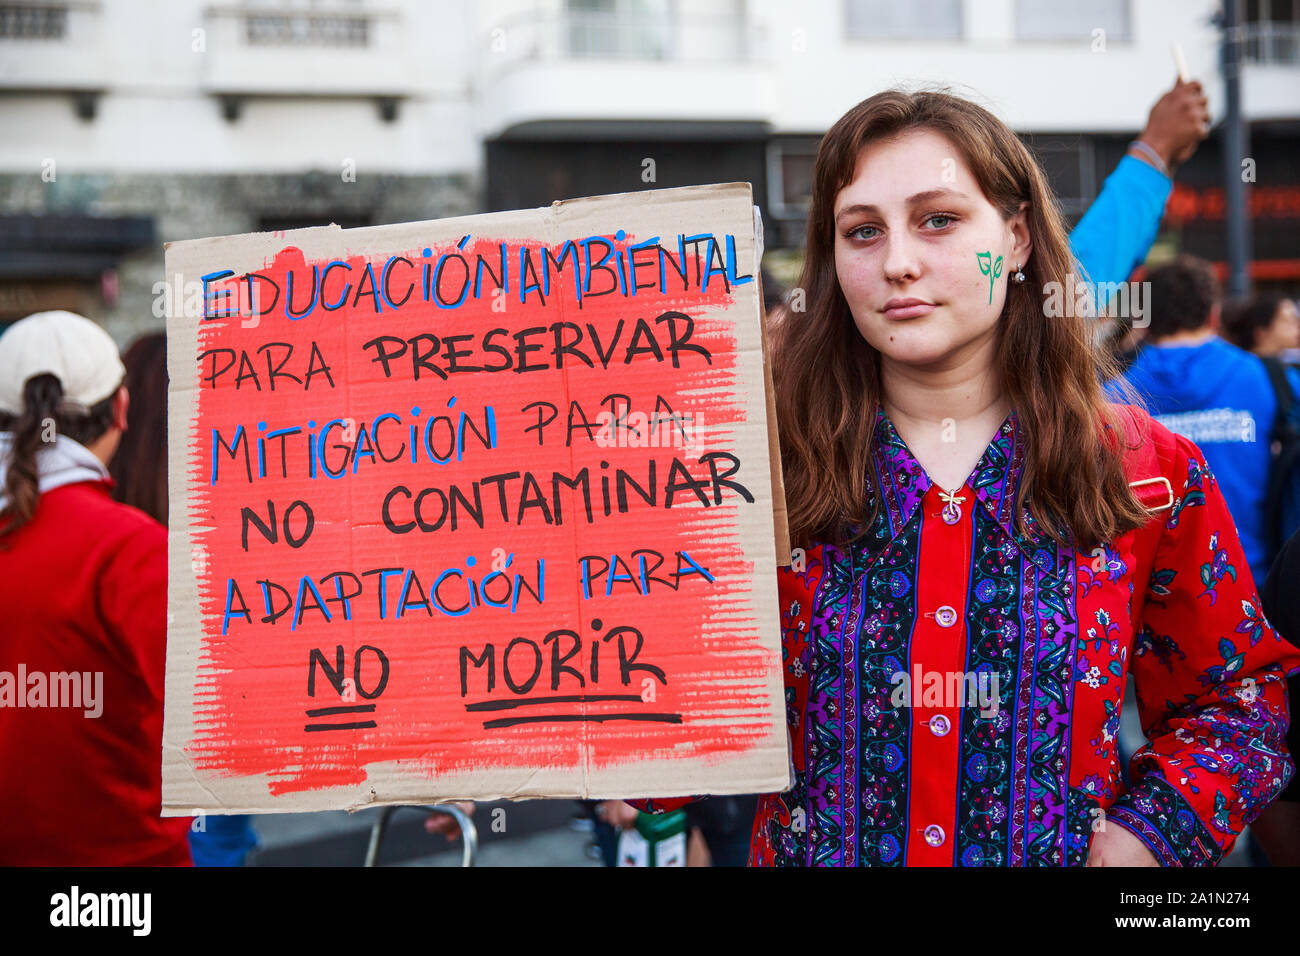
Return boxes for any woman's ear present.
[1009,201,1033,274]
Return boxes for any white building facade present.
[2,0,1297,341]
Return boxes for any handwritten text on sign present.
[163,184,788,809]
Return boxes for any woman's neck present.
[879,339,1011,493]
[879,337,1008,428]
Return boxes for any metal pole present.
[1221,0,1253,299]
[364,804,478,867]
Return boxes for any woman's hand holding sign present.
[425,801,476,840]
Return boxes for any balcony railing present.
[199,4,410,109]
[243,9,370,47]
[0,1,69,39]
[490,10,760,67]
[1242,21,1300,65]
[0,1,103,109]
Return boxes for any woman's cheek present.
[835,251,879,312]
[941,248,1006,322]
[928,256,978,316]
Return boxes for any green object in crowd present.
[617,809,687,867]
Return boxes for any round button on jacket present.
[923,824,946,847]
[929,714,951,737]
[934,605,958,628]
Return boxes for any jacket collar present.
[0,432,111,513]
[867,404,1065,572]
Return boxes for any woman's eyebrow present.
[906,187,970,206]
[834,188,971,224]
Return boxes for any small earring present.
[1012,265,1026,283]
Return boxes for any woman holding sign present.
[636,88,1300,866]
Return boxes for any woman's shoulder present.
[1106,401,1170,444]
[1105,402,1199,476]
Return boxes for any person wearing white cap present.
[0,311,127,525]
[0,310,193,866]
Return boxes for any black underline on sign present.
[482,713,683,729]
[305,704,377,717]
[465,694,643,712]
[304,720,378,732]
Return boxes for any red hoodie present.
[0,479,192,865]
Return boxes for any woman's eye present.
[848,224,880,241]
[925,214,954,229]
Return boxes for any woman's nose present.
[882,232,922,284]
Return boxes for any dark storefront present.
[0,214,154,332]
[486,119,771,242]
[487,120,1300,298]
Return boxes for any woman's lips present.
[882,301,936,320]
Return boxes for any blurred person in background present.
[1113,257,1300,586]
[1222,295,1300,577]
[1223,295,1300,364]
[1250,526,1300,866]
[1232,301,1300,866]
[109,330,260,867]
[0,311,192,865]
[109,333,169,524]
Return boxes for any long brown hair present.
[773,89,1148,553]
[0,375,117,537]
[109,332,168,524]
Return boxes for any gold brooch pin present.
[938,488,966,524]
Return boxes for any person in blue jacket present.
[1111,255,1300,587]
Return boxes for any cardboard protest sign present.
[162,182,790,813]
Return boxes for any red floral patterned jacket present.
[633,404,1300,866]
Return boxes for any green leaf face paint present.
[977,252,1005,304]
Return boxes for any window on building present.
[1015,0,1130,43]
[0,3,67,39]
[845,0,962,40]
[564,0,672,59]
[1245,0,1300,64]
